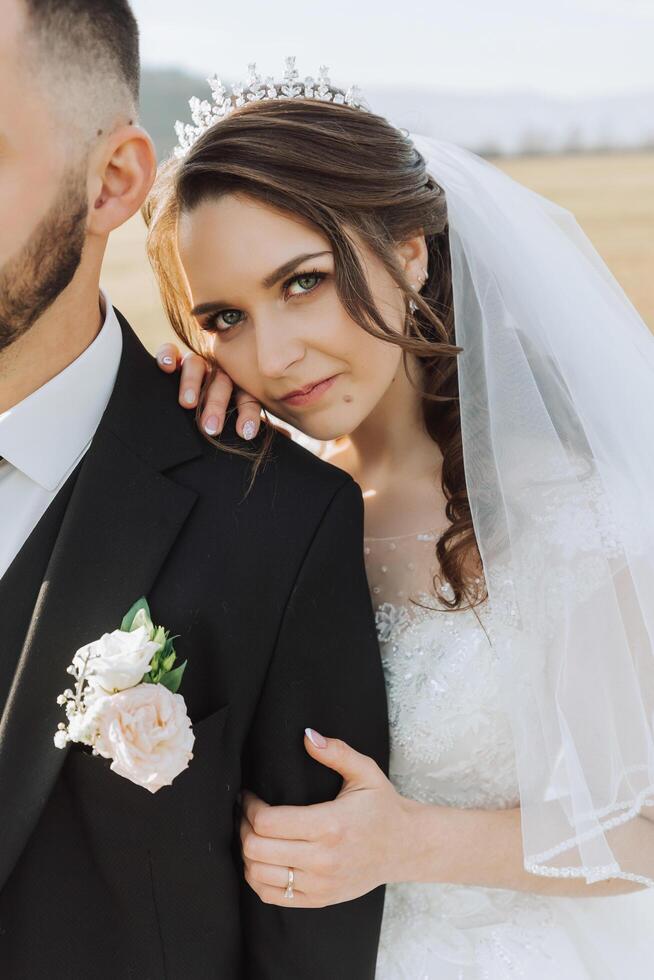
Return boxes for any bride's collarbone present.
[321,441,454,542]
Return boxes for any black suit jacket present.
[0,315,389,979]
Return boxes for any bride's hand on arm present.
[240,731,416,908]
[241,732,645,905]
[156,342,263,441]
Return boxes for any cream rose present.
[91,684,195,793]
[73,625,160,694]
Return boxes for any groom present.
[0,1,389,977]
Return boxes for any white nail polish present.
[162,356,174,366]
[183,389,196,406]
[242,420,257,441]
[305,728,328,749]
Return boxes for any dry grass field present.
[101,151,654,353]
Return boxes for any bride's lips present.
[280,375,340,407]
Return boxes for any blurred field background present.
[102,149,654,352]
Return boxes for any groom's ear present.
[86,124,157,238]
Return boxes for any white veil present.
[412,135,654,886]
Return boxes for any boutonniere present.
[54,598,195,794]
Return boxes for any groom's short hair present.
[21,0,140,143]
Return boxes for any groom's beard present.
[0,169,89,353]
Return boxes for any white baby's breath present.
[53,731,68,750]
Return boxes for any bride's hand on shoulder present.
[239,730,417,908]
[156,342,263,441]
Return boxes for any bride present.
[144,59,654,977]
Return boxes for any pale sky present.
[131,0,654,99]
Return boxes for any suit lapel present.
[0,318,203,891]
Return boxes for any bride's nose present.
[255,319,306,379]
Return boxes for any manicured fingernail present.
[183,389,196,406]
[161,355,174,366]
[242,420,258,441]
[204,416,220,435]
[305,728,328,749]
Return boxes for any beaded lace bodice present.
[364,468,626,816]
[365,531,517,810]
[365,531,558,976]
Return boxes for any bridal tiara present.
[173,56,369,158]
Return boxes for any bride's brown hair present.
[144,99,485,609]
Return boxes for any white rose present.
[73,625,160,694]
[92,684,195,793]
[131,607,154,632]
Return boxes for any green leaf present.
[162,636,176,658]
[162,652,176,672]
[121,597,151,633]
[158,661,187,694]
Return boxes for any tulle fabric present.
[412,136,654,885]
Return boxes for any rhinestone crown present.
[173,56,369,158]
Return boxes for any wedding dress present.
[367,523,654,979]
[360,138,654,977]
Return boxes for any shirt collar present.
[0,293,123,492]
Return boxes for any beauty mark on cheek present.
[343,394,354,403]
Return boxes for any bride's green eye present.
[285,271,325,298]
[220,310,242,327]
[203,309,243,333]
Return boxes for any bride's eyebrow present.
[262,251,332,289]
[191,251,333,317]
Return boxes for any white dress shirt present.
[0,294,123,580]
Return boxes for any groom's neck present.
[0,279,104,415]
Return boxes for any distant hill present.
[140,67,654,160]
[139,68,206,159]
